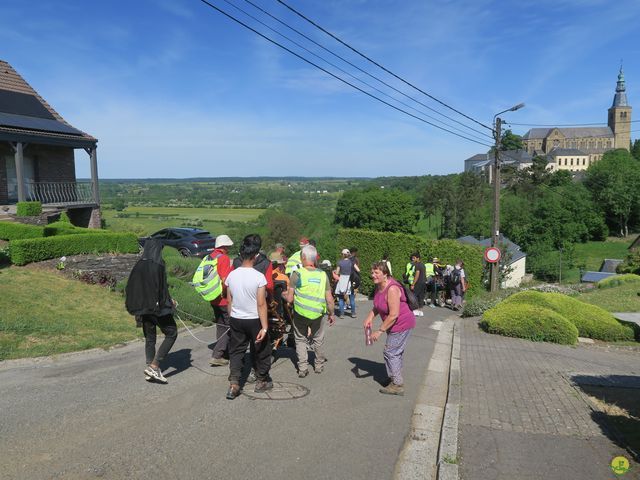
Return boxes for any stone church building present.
[522,68,632,171]
[465,69,633,176]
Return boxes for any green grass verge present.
[578,282,640,313]
[481,303,579,345]
[502,291,634,341]
[0,268,140,360]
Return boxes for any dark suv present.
[139,228,216,257]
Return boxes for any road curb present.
[437,319,461,480]
[394,315,457,480]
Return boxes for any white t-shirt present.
[225,267,267,319]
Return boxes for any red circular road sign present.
[484,247,501,263]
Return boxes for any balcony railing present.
[26,181,96,206]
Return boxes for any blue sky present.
[1,0,639,178]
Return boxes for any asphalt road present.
[0,304,447,480]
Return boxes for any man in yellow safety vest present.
[285,244,336,377]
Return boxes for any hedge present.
[502,291,634,342]
[9,232,139,265]
[481,303,578,345]
[16,201,42,217]
[43,221,105,237]
[336,228,484,296]
[0,222,44,241]
[597,274,640,289]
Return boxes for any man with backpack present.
[450,259,467,311]
[192,234,234,366]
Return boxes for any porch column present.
[89,146,100,204]
[14,142,26,202]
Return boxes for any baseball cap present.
[215,234,234,248]
[299,237,309,246]
[341,248,350,255]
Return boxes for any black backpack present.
[401,284,421,311]
[450,268,462,286]
[350,269,361,290]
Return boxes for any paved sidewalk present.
[458,319,640,480]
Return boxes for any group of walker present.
[125,235,463,398]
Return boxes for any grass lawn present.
[577,282,640,312]
[0,267,140,360]
[561,237,633,283]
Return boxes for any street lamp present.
[490,102,525,293]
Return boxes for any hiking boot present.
[209,357,229,367]
[144,366,167,384]
[314,363,324,374]
[379,383,404,396]
[298,369,309,378]
[246,370,257,383]
[254,379,274,393]
[226,383,241,400]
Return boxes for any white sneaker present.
[144,366,168,383]
[413,309,424,316]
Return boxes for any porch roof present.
[0,60,97,148]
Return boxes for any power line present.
[240,0,492,140]
[197,0,493,147]
[219,0,491,143]
[506,120,639,127]
[274,0,494,132]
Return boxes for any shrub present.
[502,291,634,341]
[0,222,44,241]
[336,228,483,297]
[167,276,213,326]
[59,212,71,223]
[16,201,42,217]
[481,303,578,345]
[597,274,640,289]
[461,288,519,317]
[43,221,105,237]
[8,232,139,265]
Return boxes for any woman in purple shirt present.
[363,261,416,396]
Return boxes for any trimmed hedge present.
[16,201,42,217]
[336,228,483,296]
[9,232,139,265]
[502,291,634,342]
[481,303,579,345]
[597,274,640,289]
[43,221,105,237]
[0,222,44,240]
[461,288,519,317]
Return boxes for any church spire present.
[612,66,628,107]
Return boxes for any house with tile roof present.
[0,59,100,227]
[458,234,527,288]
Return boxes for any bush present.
[16,201,42,217]
[59,212,71,223]
[43,221,105,237]
[502,291,634,341]
[0,222,44,241]
[337,228,483,297]
[481,303,578,345]
[461,288,519,317]
[8,232,139,265]
[597,274,640,289]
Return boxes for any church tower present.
[608,67,632,150]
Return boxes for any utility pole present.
[490,103,525,293]
[490,118,502,293]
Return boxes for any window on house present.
[570,158,574,165]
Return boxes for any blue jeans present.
[338,292,356,316]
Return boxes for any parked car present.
[139,228,216,257]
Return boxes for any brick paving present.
[458,319,640,480]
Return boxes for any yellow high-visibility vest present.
[191,253,223,301]
[285,250,302,275]
[294,268,327,319]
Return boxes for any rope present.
[176,313,230,345]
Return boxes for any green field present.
[577,282,640,312]
[103,206,265,236]
[561,237,633,283]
